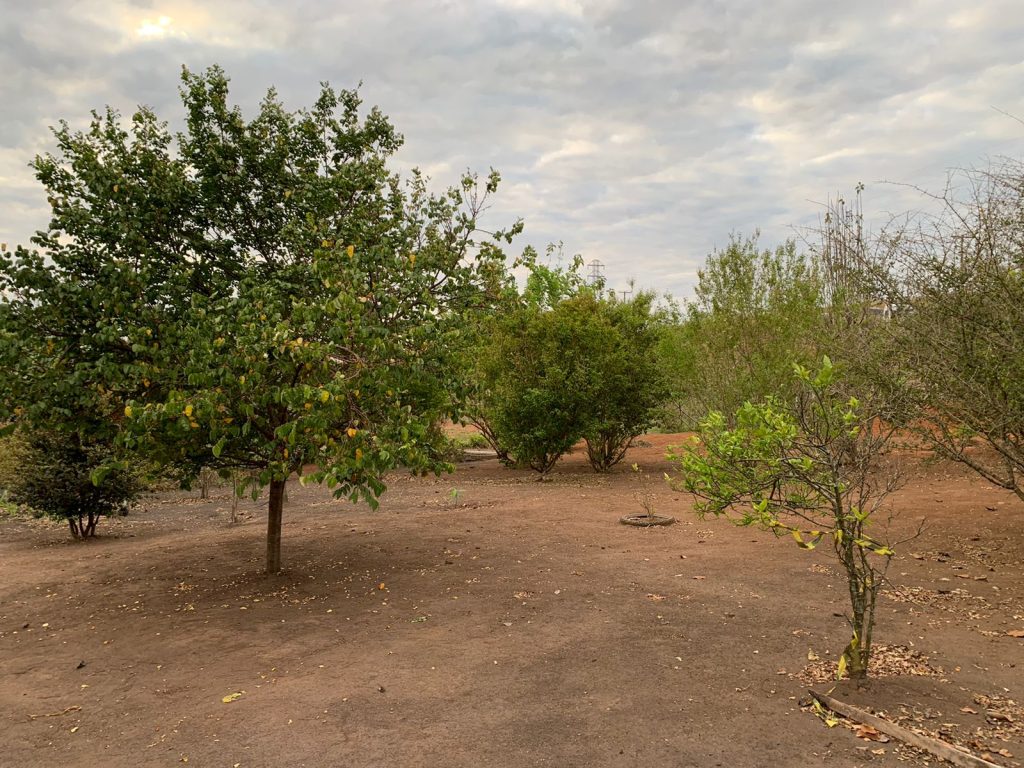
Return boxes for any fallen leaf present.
[807,649,820,661]
[1006,629,1024,638]
[221,692,244,703]
[960,706,978,714]
[853,724,890,743]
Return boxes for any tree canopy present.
[0,65,521,569]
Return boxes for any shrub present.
[6,430,144,539]
[582,292,668,471]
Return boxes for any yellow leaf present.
[304,402,312,410]
[355,448,363,461]
[346,427,358,438]
[222,692,243,703]
[184,404,193,417]
[378,583,386,590]
[409,253,416,265]
[320,390,330,403]
[283,448,289,459]
[321,239,334,248]
[346,244,355,258]
[124,405,133,418]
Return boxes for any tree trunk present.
[266,479,286,574]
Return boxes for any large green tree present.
[0,66,519,571]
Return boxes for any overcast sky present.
[2,0,1022,299]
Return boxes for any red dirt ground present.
[2,435,1023,768]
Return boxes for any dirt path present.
[2,436,1023,767]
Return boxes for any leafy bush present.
[6,430,144,538]
[477,291,668,474]
[582,293,669,471]
[482,300,603,473]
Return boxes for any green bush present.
[6,430,144,539]
[482,301,599,473]
[582,292,669,471]
[477,291,668,474]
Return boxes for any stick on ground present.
[809,690,1003,768]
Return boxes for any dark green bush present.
[6,430,144,538]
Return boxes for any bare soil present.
[2,435,1023,767]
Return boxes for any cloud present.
[1,0,1022,299]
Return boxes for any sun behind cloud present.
[135,15,176,40]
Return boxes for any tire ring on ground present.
[619,514,676,527]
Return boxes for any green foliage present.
[582,292,669,471]
[658,234,823,430]
[475,290,668,474]
[0,66,520,571]
[517,243,595,309]
[5,430,143,538]
[668,357,901,679]
[0,434,23,496]
[483,296,607,473]
[456,244,593,463]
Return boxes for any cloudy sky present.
[2,0,1023,299]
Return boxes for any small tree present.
[458,245,591,464]
[669,357,901,679]
[6,430,143,538]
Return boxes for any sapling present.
[669,357,903,679]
